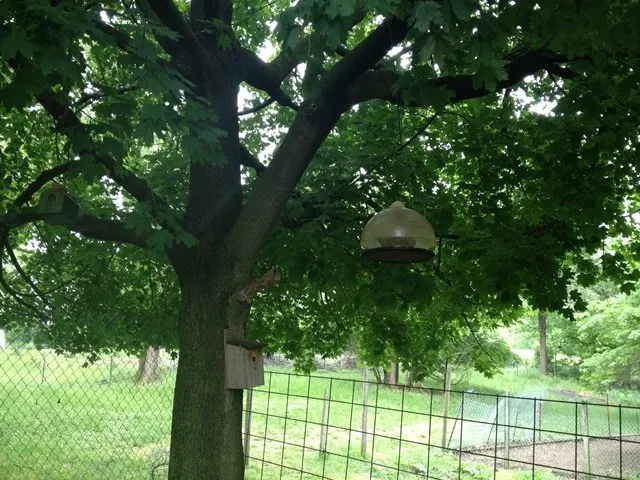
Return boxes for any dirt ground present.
[463,436,640,478]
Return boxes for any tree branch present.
[28,85,176,230]
[238,48,299,110]
[238,97,276,116]
[13,162,74,208]
[0,208,148,247]
[133,0,182,55]
[347,49,571,107]
[4,239,51,306]
[239,144,266,175]
[93,20,134,52]
[91,19,173,72]
[74,84,138,110]
[0,236,48,318]
[226,17,410,267]
[143,0,212,69]
[0,267,47,319]
[321,17,409,96]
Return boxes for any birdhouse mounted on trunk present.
[37,184,80,224]
[224,331,266,390]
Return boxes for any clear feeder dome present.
[360,201,436,263]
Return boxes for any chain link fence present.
[0,348,175,479]
[2,349,640,479]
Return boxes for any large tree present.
[1,0,640,478]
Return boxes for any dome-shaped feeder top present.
[360,201,436,263]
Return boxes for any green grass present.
[0,349,173,479]
[2,350,639,479]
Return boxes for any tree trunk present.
[136,346,161,384]
[167,264,250,480]
[384,362,399,385]
[538,311,548,376]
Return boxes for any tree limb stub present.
[232,268,281,304]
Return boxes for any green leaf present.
[217,34,232,50]
[176,231,199,248]
[147,230,174,252]
[326,0,356,19]
[286,26,304,50]
[0,30,35,59]
[473,58,508,92]
[99,137,126,160]
[447,0,473,20]
[410,2,445,33]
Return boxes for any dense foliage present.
[520,282,640,390]
[2,0,640,476]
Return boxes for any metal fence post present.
[361,366,369,457]
[581,401,591,478]
[244,388,253,467]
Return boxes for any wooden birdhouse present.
[37,184,79,224]
[224,332,265,390]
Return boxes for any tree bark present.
[136,346,161,383]
[538,312,548,376]
[167,261,250,480]
[383,362,399,385]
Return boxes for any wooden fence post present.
[440,361,452,448]
[537,389,543,441]
[606,394,612,437]
[40,350,47,384]
[504,392,510,469]
[319,388,329,455]
[244,388,253,466]
[361,366,369,457]
[582,401,591,477]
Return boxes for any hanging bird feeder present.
[360,201,437,263]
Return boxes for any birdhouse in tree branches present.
[37,183,80,224]
[224,331,266,390]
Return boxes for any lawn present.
[1,349,638,479]
[0,349,173,480]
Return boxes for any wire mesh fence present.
[2,348,640,479]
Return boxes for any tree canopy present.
[1,0,640,477]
